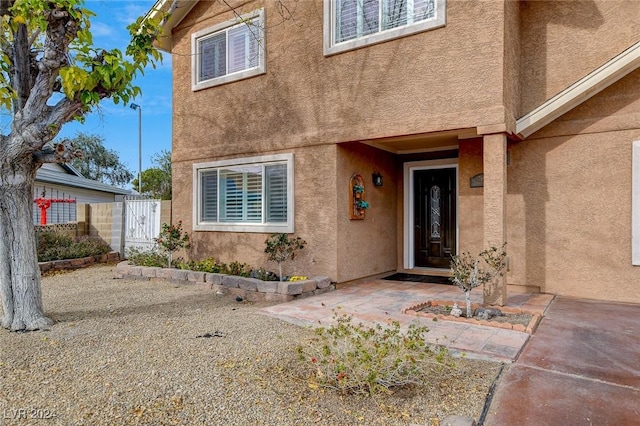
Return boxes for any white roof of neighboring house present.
[36,164,131,195]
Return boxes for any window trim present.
[193,153,295,233]
[191,8,266,91]
[633,141,640,265]
[323,0,446,56]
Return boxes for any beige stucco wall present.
[505,69,640,303]
[169,0,516,281]
[455,70,640,303]
[336,143,397,282]
[168,0,640,301]
[458,139,485,258]
[172,145,339,280]
[519,0,640,113]
[170,0,510,167]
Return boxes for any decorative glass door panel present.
[414,168,456,268]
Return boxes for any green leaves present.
[265,233,307,263]
[1,0,162,120]
[66,132,134,187]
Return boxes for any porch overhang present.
[361,129,478,154]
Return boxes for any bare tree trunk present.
[465,290,472,318]
[0,156,52,331]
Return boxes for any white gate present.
[124,197,162,253]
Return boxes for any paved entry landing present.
[484,297,640,425]
[258,279,553,362]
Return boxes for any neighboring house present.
[34,163,130,224]
[149,0,640,304]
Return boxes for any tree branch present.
[20,5,78,128]
[33,141,82,165]
[12,23,31,111]
[0,0,13,17]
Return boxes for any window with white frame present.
[194,154,294,233]
[324,0,446,55]
[191,9,265,91]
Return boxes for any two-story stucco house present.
[148,0,640,305]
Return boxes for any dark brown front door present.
[414,168,456,268]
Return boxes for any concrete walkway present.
[484,297,640,425]
[259,279,553,362]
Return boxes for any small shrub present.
[174,258,252,277]
[126,247,167,267]
[450,243,507,318]
[223,261,251,277]
[156,221,190,268]
[297,311,452,396]
[250,267,278,281]
[37,232,111,262]
[264,233,307,281]
[175,257,224,273]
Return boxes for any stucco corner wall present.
[507,68,640,303]
[458,138,484,257]
[336,143,397,283]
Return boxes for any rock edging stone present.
[402,299,542,334]
[115,261,335,303]
[39,251,121,273]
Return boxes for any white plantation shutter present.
[362,0,380,36]
[337,0,357,42]
[219,166,263,223]
[201,171,218,222]
[193,11,264,87]
[266,164,287,223]
[334,0,437,45]
[228,23,259,74]
[383,0,407,29]
[199,33,226,81]
[413,0,435,21]
[220,169,243,222]
[196,154,292,231]
[245,167,263,222]
[337,0,379,42]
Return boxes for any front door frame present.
[403,159,459,270]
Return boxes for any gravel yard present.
[0,265,502,425]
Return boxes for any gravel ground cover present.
[0,265,502,425]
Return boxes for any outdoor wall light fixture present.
[372,172,383,187]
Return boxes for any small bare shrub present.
[297,311,452,396]
[450,244,507,318]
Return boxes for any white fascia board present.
[148,0,199,52]
[516,40,640,139]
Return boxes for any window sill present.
[193,223,294,233]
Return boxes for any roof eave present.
[516,40,640,139]
[149,0,199,52]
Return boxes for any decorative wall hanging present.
[350,174,368,220]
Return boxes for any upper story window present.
[193,154,295,233]
[324,0,446,56]
[191,9,266,91]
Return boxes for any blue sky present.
[58,0,172,176]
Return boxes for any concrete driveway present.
[484,297,640,425]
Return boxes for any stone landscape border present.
[39,251,121,273]
[115,261,335,303]
[402,300,542,334]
